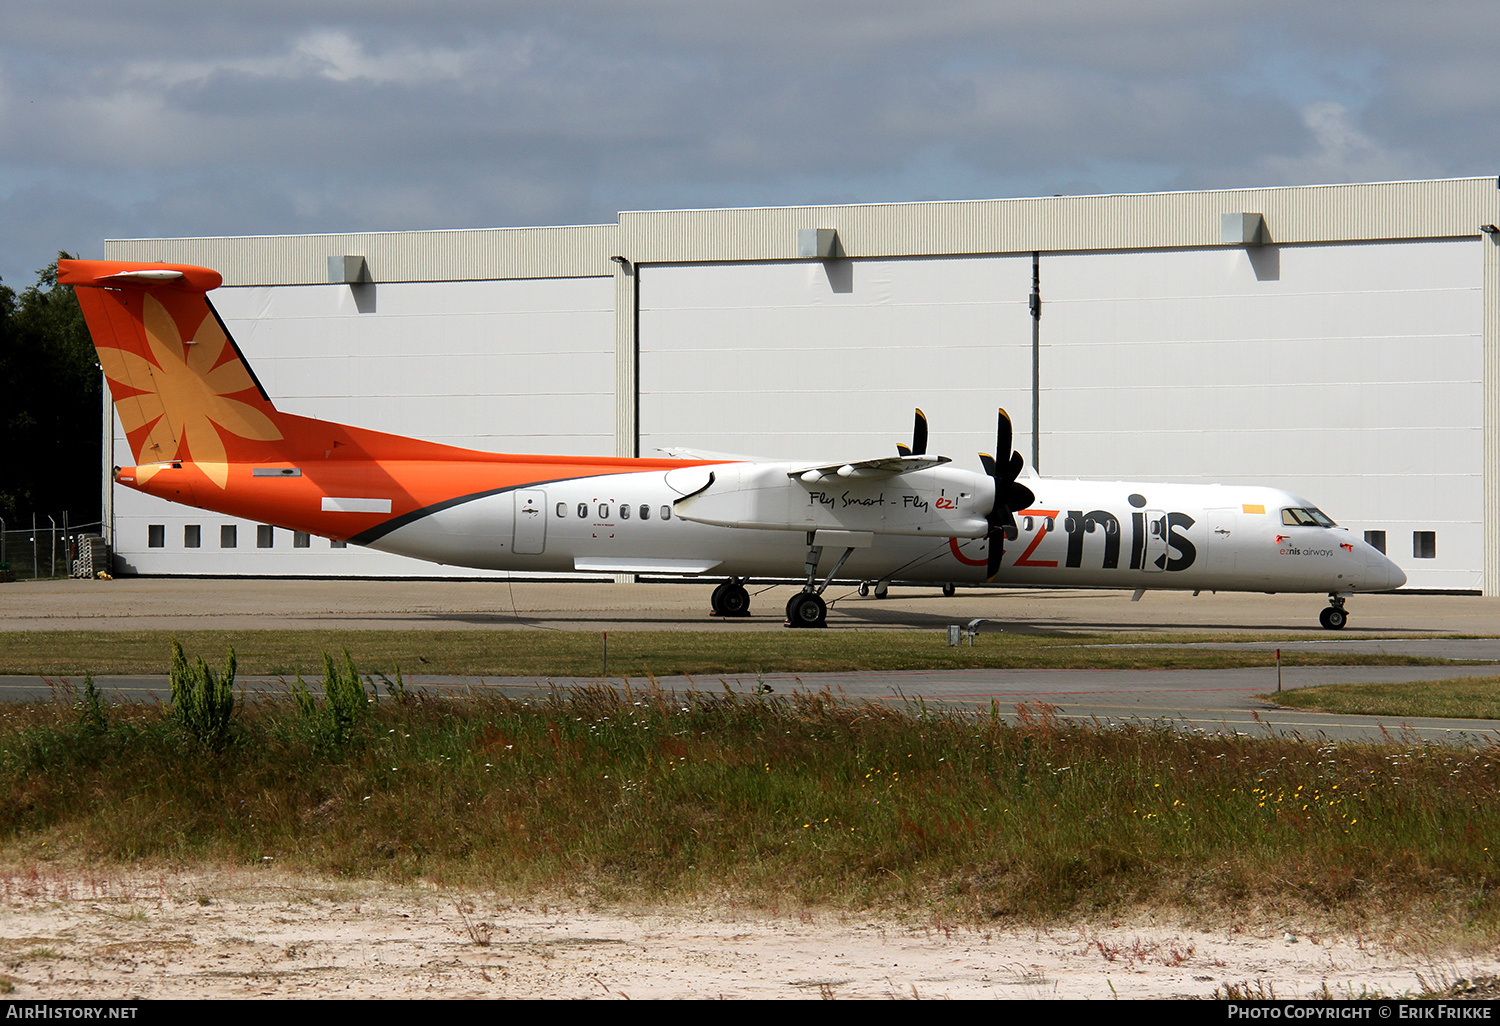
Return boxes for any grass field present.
[1266,676,1500,721]
[7,670,1500,935]
[0,628,1463,677]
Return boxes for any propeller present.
[896,408,928,458]
[977,408,1035,579]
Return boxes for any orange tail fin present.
[61,259,288,485]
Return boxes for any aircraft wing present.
[788,455,952,481]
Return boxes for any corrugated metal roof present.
[107,178,1500,283]
[618,179,1500,262]
[105,225,620,285]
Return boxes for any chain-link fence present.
[0,515,104,581]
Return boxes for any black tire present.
[785,592,827,628]
[1320,607,1348,630]
[858,582,870,597]
[709,581,729,615]
[720,584,750,616]
[942,583,956,597]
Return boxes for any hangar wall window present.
[148,525,164,548]
[293,532,310,548]
[184,525,201,548]
[257,525,275,548]
[330,539,347,548]
[1364,530,1386,554]
[220,525,237,548]
[1414,531,1436,559]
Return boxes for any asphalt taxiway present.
[2,577,1498,743]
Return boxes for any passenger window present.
[598,503,610,519]
[660,505,671,520]
[620,504,630,519]
[640,504,651,520]
[556,502,566,517]
[1023,517,1033,531]
[577,503,588,519]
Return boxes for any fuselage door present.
[1143,509,1169,572]
[1206,507,1237,574]
[513,489,547,555]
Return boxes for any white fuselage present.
[361,463,1404,596]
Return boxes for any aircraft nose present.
[1368,553,1406,591]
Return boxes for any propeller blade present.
[995,408,1013,465]
[978,408,1032,581]
[912,409,928,457]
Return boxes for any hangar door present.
[113,276,616,577]
[1040,240,1483,590]
[637,256,1035,467]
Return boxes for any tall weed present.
[169,640,235,750]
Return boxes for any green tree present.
[0,255,101,523]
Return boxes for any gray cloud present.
[1,1,1496,287]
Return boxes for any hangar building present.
[101,177,1500,594]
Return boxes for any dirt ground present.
[0,866,1493,1000]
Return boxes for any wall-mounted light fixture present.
[1221,213,1266,246]
[327,255,371,284]
[797,228,842,259]
[1479,224,1499,235]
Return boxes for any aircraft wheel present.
[710,581,729,615]
[785,592,827,628]
[720,583,750,617]
[1319,606,1348,630]
[874,581,889,599]
[942,583,956,597]
[857,581,870,597]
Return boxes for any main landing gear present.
[710,578,751,617]
[786,533,860,629]
[1319,594,1348,631]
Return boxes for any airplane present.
[60,258,1406,631]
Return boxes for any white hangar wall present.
[103,179,1500,592]
[111,277,615,576]
[1042,239,1485,590]
[637,256,1034,464]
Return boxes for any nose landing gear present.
[1319,595,1348,630]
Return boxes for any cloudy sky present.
[1,1,1495,289]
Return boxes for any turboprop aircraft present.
[61,258,1405,630]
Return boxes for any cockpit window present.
[1281,507,1336,528]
